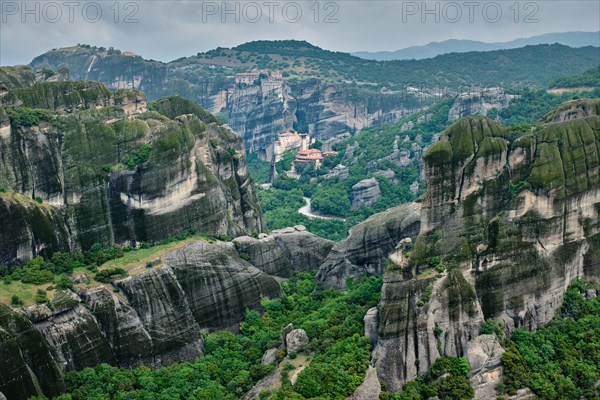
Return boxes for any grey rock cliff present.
[375,99,600,390]
[317,202,421,289]
[162,241,282,329]
[0,81,264,266]
[0,304,65,400]
[351,178,382,208]
[0,239,283,399]
[233,226,334,278]
[352,366,382,400]
[448,87,513,122]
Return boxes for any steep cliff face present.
[227,79,426,155]
[0,238,283,399]
[30,47,168,97]
[0,193,71,265]
[0,304,65,400]
[447,88,513,122]
[226,83,297,154]
[316,202,421,290]
[29,50,431,154]
[374,99,600,390]
[233,225,334,278]
[291,80,422,142]
[0,80,264,265]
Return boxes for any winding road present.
[298,197,344,220]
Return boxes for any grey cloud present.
[0,0,598,65]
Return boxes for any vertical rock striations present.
[375,99,600,390]
[233,226,334,278]
[316,202,421,289]
[0,239,283,399]
[0,304,65,399]
[0,80,264,266]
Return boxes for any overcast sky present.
[0,0,598,65]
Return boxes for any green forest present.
[209,41,600,89]
[26,273,599,400]
[29,273,382,400]
[499,281,600,400]
[548,65,600,88]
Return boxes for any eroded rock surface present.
[233,226,333,278]
[285,329,309,353]
[0,82,264,267]
[351,178,382,208]
[0,239,282,399]
[317,202,421,289]
[352,366,382,400]
[375,99,600,390]
[448,87,513,122]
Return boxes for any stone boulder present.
[351,178,381,208]
[586,289,597,300]
[467,335,505,400]
[285,329,309,353]
[261,348,278,365]
[352,366,381,400]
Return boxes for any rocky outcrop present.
[0,239,282,399]
[352,366,382,400]
[226,81,296,154]
[82,286,154,367]
[539,97,600,123]
[351,178,382,208]
[0,81,264,266]
[233,226,334,278]
[34,303,117,370]
[363,307,378,345]
[261,348,278,365]
[160,241,281,329]
[0,304,65,400]
[317,202,421,289]
[29,47,168,98]
[467,334,505,399]
[375,99,600,390]
[285,329,309,353]
[448,87,513,122]
[374,268,482,390]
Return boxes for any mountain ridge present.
[352,31,600,60]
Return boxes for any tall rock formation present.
[0,239,283,399]
[0,79,264,265]
[374,99,600,390]
[317,202,421,289]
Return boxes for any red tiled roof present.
[297,149,321,156]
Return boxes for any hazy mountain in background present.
[353,31,600,60]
